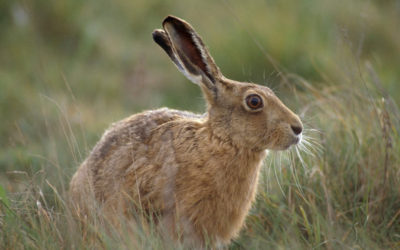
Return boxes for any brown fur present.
[69,16,303,248]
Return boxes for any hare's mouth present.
[283,134,302,150]
[294,133,302,145]
[290,134,302,148]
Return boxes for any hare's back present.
[90,108,203,162]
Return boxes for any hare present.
[69,15,303,248]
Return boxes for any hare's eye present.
[246,94,263,110]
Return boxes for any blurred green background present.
[1,0,399,249]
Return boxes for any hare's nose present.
[291,125,302,135]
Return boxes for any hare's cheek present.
[267,127,292,150]
[276,136,290,150]
[275,136,293,150]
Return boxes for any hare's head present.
[153,16,302,151]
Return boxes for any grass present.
[1,0,399,249]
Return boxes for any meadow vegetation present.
[0,0,399,249]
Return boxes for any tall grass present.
[1,0,399,249]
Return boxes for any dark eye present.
[246,94,263,110]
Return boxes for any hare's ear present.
[152,29,186,74]
[153,16,221,93]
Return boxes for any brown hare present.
[69,15,303,248]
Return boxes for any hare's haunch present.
[69,15,303,248]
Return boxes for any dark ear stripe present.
[162,16,215,84]
[152,29,184,72]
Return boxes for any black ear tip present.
[162,15,184,27]
[152,29,171,49]
[163,15,177,22]
[152,29,164,44]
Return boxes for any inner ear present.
[163,18,215,83]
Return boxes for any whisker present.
[289,150,306,199]
[265,151,274,192]
[274,151,286,197]
[300,138,322,155]
[295,147,307,171]
[300,128,324,154]
[303,128,322,134]
[301,135,322,145]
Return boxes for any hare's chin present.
[270,140,297,151]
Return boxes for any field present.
[1,0,399,249]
